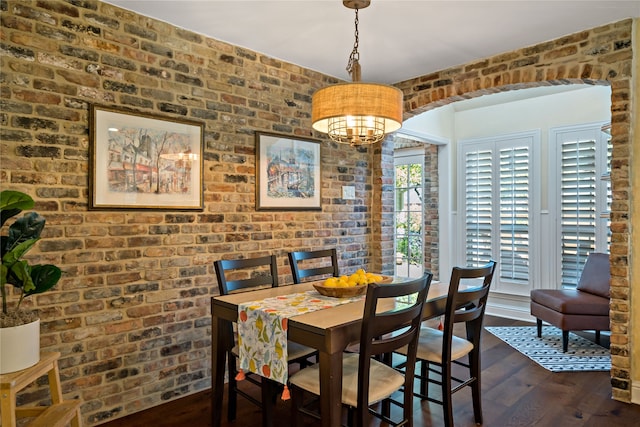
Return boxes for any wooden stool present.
[0,351,82,427]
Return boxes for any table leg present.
[261,379,275,427]
[211,308,227,427]
[318,350,343,427]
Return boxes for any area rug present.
[484,326,611,372]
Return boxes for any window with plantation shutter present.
[553,123,610,289]
[464,149,493,266]
[602,125,612,251]
[499,146,530,281]
[560,138,596,286]
[461,132,535,294]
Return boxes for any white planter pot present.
[0,319,40,374]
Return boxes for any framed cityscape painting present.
[89,105,203,210]
[255,131,321,210]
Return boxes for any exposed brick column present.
[370,137,395,275]
[423,144,439,280]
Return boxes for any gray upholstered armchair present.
[530,252,610,352]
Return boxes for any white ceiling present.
[106,0,639,84]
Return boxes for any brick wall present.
[396,18,636,402]
[0,0,407,424]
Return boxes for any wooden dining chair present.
[289,273,433,427]
[396,260,496,427]
[214,255,316,425]
[288,248,339,284]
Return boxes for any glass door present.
[394,153,424,277]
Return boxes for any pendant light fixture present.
[311,0,403,146]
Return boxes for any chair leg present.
[347,406,355,427]
[420,360,429,397]
[536,318,542,338]
[441,362,454,427]
[227,354,237,422]
[469,350,483,425]
[562,330,569,352]
[381,397,391,419]
[595,330,601,345]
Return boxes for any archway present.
[373,18,634,402]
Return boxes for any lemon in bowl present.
[313,270,391,297]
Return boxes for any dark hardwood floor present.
[99,316,640,426]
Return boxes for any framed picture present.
[256,131,321,210]
[89,105,204,210]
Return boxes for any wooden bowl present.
[313,283,368,298]
[374,275,393,284]
[313,275,393,298]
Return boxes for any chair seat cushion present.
[287,341,317,361]
[288,353,404,407]
[415,327,474,363]
[396,327,474,363]
[530,289,609,316]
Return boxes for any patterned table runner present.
[237,290,364,396]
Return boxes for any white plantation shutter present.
[499,146,529,281]
[604,127,612,250]
[560,138,596,286]
[553,123,610,289]
[464,149,493,265]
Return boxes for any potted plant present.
[0,190,61,373]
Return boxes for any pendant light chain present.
[346,8,360,78]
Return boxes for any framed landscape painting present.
[89,105,204,210]
[256,132,321,210]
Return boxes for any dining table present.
[210,277,458,427]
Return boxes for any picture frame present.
[256,131,321,211]
[89,105,204,210]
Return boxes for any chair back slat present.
[452,286,490,323]
[288,249,339,284]
[446,261,496,312]
[214,255,279,295]
[453,301,486,323]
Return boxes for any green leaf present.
[23,264,61,297]
[7,260,35,292]
[6,212,45,252]
[2,238,39,265]
[0,190,34,227]
[1,208,21,229]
